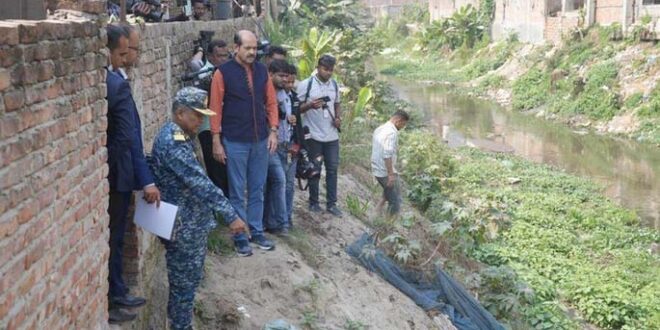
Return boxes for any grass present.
[283,228,323,268]
[345,194,369,219]
[397,138,660,328]
[511,68,549,111]
[375,21,660,143]
[207,226,235,255]
[376,54,466,84]
[344,319,368,330]
[295,278,322,330]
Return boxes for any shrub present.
[511,68,550,110]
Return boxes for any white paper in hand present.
[134,192,178,240]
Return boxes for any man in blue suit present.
[105,24,161,324]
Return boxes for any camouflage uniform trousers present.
[162,224,211,330]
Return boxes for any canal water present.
[385,77,660,229]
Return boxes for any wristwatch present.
[270,127,278,133]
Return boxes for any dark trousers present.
[307,139,339,208]
[198,130,229,196]
[376,175,402,215]
[162,225,210,330]
[108,190,132,299]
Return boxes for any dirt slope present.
[194,172,455,330]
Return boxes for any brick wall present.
[595,0,623,24]
[0,18,109,329]
[115,18,258,329]
[0,14,258,330]
[545,12,581,44]
[47,0,106,14]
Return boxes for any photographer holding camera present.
[297,54,343,217]
[263,60,297,235]
[189,39,232,197]
[189,38,230,87]
[108,0,163,22]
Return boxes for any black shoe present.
[249,234,275,250]
[327,205,343,217]
[269,228,290,237]
[111,294,146,308]
[108,308,137,324]
[308,204,322,213]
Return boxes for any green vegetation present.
[296,278,322,330]
[345,194,369,219]
[373,6,660,143]
[266,2,660,329]
[344,319,368,330]
[511,68,549,111]
[395,131,660,329]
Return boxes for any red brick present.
[0,46,21,68]
[17,202,37,225]
[0,216,18,238]
[60,40,75,59]
[82,0,106,14]
[20,64,39,85]
[70,93,87,111]
[1,132,38,166]
[23,211,52,247]
[0,257,24,294]
[0,290,15,320]
[2,182,31,217]
[0,157,31,191]
[0,23,20,46]
[37,61,55,82]
[4,89,25,112]
[17,23,39,44]
[46,79,63,99]
[24,82,57,106]
[0,68,10,92]
[60,252,77,279]
[24,240,47,270]
[6,302,26,330]
[17,267,37,296]
[0,112,21,139]
[53,59,72,77]
[52,22,74,40]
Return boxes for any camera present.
[296,148,323,180]
[193,30,215,59]
[132,0,163,22]
[295,126,323,181]
[256,39,270,61]
[278,101,287,120]
[319,96,331,103]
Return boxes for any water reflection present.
[387,78,660,229]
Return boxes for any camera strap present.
[303,76,339,103]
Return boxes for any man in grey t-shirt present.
[297,55,343,217]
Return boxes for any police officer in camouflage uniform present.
[149,87,247,330]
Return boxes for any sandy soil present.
[194,173,455,330]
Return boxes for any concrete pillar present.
[622,0,629,32]
[585,0,595,26]
[561,0,568,13]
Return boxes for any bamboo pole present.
[120,0,127,21]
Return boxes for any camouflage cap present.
[174,87,215,116]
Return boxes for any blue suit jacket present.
[106,69,154,192]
